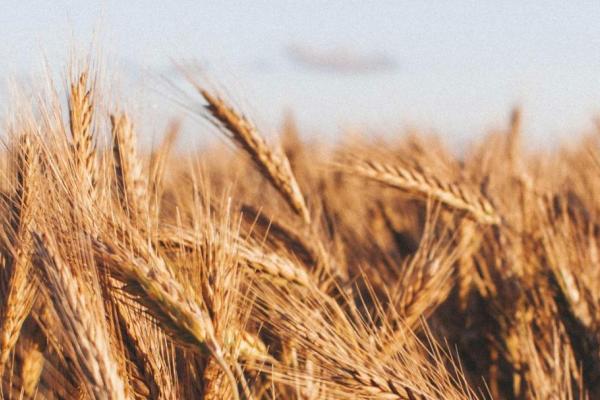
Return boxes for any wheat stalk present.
[158,225,313,289]
[68,71,97,198]
[33,231,128,400]
[92,234,242,400]
[198,88,311,225]
[238,244,312,288]
[114,296,179,399]
[255,282,476,400]
[345,159,501,225]
[111,113,148,220]
[0,133,38,375]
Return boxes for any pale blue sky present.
[1,1,600,145]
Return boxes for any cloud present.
[285,44,398,74]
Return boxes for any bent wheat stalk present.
[345,159,501,225]
[92,236,242,400]
[198,88,311,225]
[159,225,313,290]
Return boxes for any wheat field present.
[0,59,597,399]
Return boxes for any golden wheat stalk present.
[111,113,148,219]
[33,231,128,400]
[0,133,38,375]
[92,235,242,400]
[346,159,501,225]
[257,283,475,400]
[238,244,312,288]
[198,88,311,225]
[115,298,179,399]
[158,225,313,289]
[68,71,97,198]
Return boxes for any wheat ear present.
[346,159,501,225]
[92,236,241,400]
[111,113,148,219]
[198,89,311,225]
[158,225,312,289]
[33,232,127,400]
[0,134,38,375]
[68,71,96,197]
